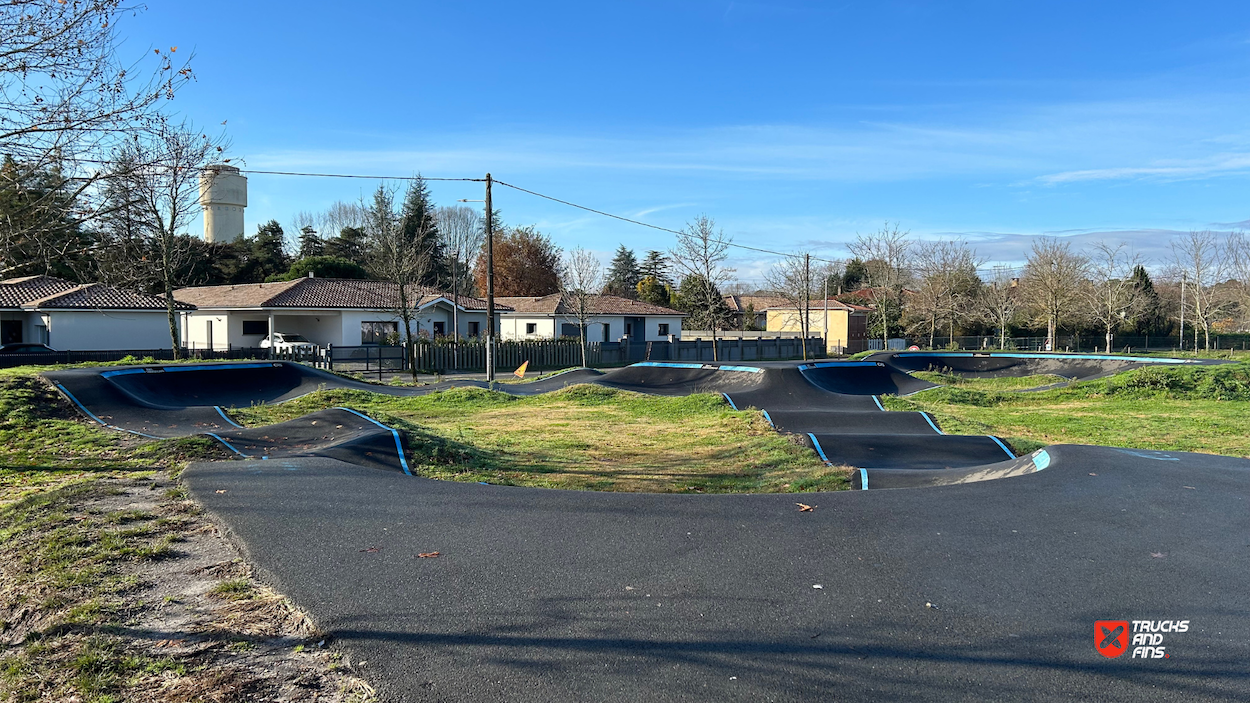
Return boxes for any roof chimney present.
[308,271,315,278]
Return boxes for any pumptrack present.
[41,355,1250,702]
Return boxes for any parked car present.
[0,343,56,354]
[259,333,316,352]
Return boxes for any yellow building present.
[762,299,870,355]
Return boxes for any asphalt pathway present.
[186,445,1250,702]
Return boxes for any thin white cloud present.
[1038,153,1250,185]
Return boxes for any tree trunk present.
[451,258,459,370]
[1106,327,1113,354]
[580,325,588,368]
[165,288,181,361]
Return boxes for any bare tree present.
[1,1,196,271]
[671,215,735,361]
[1169,230,1235,350]
[1085,242,1142,353]
[95,118,230,357]
[1021,237,1088,350]
[1226,230,1250,333]
[559,247,604,368]
[318,200,368,238]
[978,266,1020,349]
[848,223,912,349]
[763,252,816,360]
[363,185,432,380]
[907,239,981,348]
[436,205,484,369]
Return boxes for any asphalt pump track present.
[41,355,1250,701]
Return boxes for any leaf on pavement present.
[360,547,380,553]
[796,503,813,512]
[418,552,441,558]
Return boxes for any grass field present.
[0,374,372,702]
[908,371,1069,391]
[884,361,1250,458]
[230,384,846,493]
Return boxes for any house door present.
[433,321,446,337]
[206,320,213,351]
[624,317,645,340]
[0,320,21,344]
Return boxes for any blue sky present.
[122,1,1250,281]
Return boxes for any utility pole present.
[823,272,829,357]
[485,173,496,381]
[1179,272,1185,352]
[803,252,811,361]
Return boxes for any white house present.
[0,275,188,350]
[494,294,685,342]
[174,276,506,350]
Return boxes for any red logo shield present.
[1095,620,1129,658]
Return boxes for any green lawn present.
[883,362,1250,458]
[230,384,846,493]
[908,371,1069,392]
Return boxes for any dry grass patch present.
[232,384,847,493]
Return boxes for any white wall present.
[645,316,683,340]
[47,310,178,350]
[500,316,557,340]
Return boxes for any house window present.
[242,320,268,335]
[560,323,578,338]
[658,323,670,336]
[362,321,398,344]
[469,321,480,336]
[526,323,537,335]
[433,321,446,336]
[0,320,21,344]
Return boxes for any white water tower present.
[199,164,247,243]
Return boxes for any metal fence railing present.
[879,334,1250,353]
[0,346,326,369]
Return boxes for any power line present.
[492,179,845,265]
[239,169,483,182]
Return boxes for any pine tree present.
[399,175,448,287]
[325,226,367,265]
[297,225,324,259]
[636,275,674,308]
[640,250,670,285]
[1130,264,1167,336]
[841,258,868,293]
[603,245,641,298]
[238,220,290,282]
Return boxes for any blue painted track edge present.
[204,432,250,457]
[630,362,763,373]
[214,406,244,428]
[806,433,831,464]
[52,381,162,439]
[987,435,1015,458]
[334,406,412,476]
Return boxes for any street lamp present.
[459,172,495,380]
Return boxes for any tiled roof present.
[0,275,80,307]
[722,295,790,312]
[746,296,864,312]
[0,276,189,310]
[495,294,685,316]
[175,277,506,312]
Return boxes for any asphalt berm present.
[42,354,1250,702]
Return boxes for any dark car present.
[0,343,57,354]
